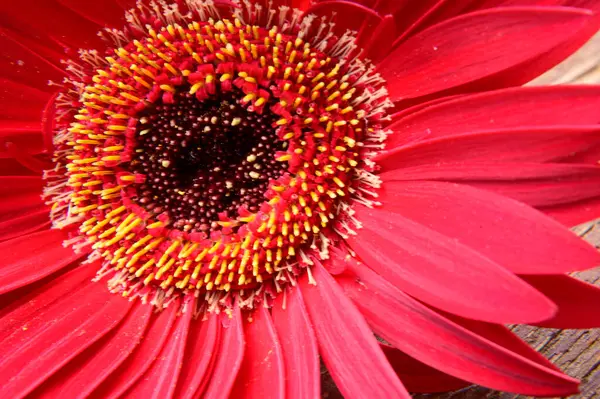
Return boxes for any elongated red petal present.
[0,28,65,89]
[376,126,600,170]
[0,191,46,219]
[382,162,600,208]
[0,281,133,398]
[565,142,600,164]
[272,286,320,399]
[382,161,600,226]
[304,1,383,47]
[126,301,194,399]
[543,198,600,226]
[0,120,45,155]
[380,344,470,393]
[346,204,557,323]
[476,0,600,11]
[174,312,221,399]
[299,260,411,399]
[230,306,285,399]
[0,263,97,338]
[362,15,396,63]
[1,0,106,52]
[461,12,600,93]
[379,7,594,101]
[521,275,600,328]
[203,303,245,399]
[383,85,600,148]
[33,301,153,398]
[442,315,561,371]
[0,78,52,120]
[0,206,50,243]
[0,229,83,295]
[375,180,600,274]
[384,0,442,39]
[0,175,43,192]
[0,159,32,176]
[333,257,580,396]
[92,303,179,399]
[114,0,137,9]
[56,0,126,27]
[391,0,479,47]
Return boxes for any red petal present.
[376,127,600,171]
[203,303,245,399]
[230,306,285,399]
[379,7,594,101]
[0,274,105,353]
[462,12,600,94]
[521,275,600,329]
[291,0,311,10]
[387,93,465,124]
[375,180,600,274]
[382,162,600,208]
[384,0,443,39]
[383,85,600,148]
[380,344,470,393]
[0,263,97,337]
[0,190,45,218]
[0,78,51,121]
[56,0,126,27]
[444,316,561,371]
[475,0,600,10]
[346,203,557,323]
[0,229,83,295]
[0,175,43,193]
[33,301,153,398]
[0,206,50,243]
[299,260,411,399]
[391,0,475,45]
[92,303,179,399]
[334,257,580,396]
[0,281,133,398]
[0,28,65,89]
[543,197,600,226]
[0,120,45,155]
[362,15,396,63]
[272,285,320,399]
[0,159,33,176]
[1,0,106,52]
[304,1,383,48]
[114,0,137,9]
[126,301,194,399]
[174,312,221,399]
[565,142,600,164]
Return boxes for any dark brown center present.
[129,88,286,233]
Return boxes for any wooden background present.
[322,32,600,399]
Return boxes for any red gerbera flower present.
[1,1,600,398]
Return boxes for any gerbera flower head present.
[1,0,600,398]
[44,0,387,307]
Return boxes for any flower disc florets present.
[45,0,390,310]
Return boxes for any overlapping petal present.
[379,7,596,101]
[0,278,133,398]
[331,254,579,396]
[299,260,411,399]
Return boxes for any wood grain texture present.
[322,32,600,399]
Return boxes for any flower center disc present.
[46,2,388,308]
[130,88,284,233]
